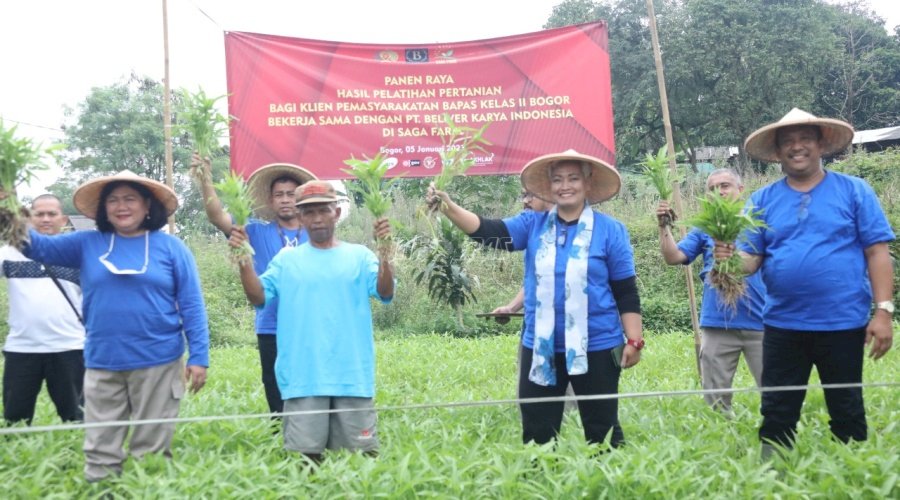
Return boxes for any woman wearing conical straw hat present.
[11,170,210,482]
[427,150,644,450]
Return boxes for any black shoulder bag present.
[45,268,84,325]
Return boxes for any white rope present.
[1,381,896,436]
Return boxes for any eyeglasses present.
[98,232,149,275]
[798,193,811,222]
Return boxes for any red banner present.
[224,22,614,179]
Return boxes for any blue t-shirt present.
[678,228,765,330]
[25,229,209,370]
[739,171,894,330]
[241,218,308,334]
[503,210,635,352]
[259,242,391,399]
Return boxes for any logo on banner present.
[376,50,399,62]
[423,157,437,169]
[435,49,457,64]
[383,157,399,170]
[405,49,429,63]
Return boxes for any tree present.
[53,74,227,232]
[815,1,900,129]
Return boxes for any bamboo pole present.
[162,0,175,234]
[645,0,702,379]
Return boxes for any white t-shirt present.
[1,245,85,352]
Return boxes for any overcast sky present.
[2,0,897,196]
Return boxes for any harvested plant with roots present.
[214,172,256,266]
[343,151,401,260]
[0,120,60,249]
[686,193,766,310]
[175,88,231,184]
[641,145,682,228]
[425,114,491,213]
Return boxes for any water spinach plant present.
[0,120,60,248]
[214,172,255,265]
[175,88,231,183]
[640,145,682,227]
[685,193,766,309]
[343,151,403,259]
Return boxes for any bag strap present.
[45,268,84,325]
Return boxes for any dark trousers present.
[518,347,624,446]
[3,350,85,425]
[759,325,867,448]
[257,334,283,414]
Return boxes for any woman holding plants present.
[10,171,209,482]
[427,150,643,448]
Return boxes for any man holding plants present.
[656,169,764,414]
[192,155,316,416]
[716,109,894,458]
[2,194,85,425]
[230,180,394,462]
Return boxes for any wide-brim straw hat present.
[520,149,621,205]
[73,170,178,219]
[247,163,318,219]
[744,108,854,163]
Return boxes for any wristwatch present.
[626,338,645,351]
[876,301,895,315]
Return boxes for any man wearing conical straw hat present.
[192,155,316,418]
[715,108,894,459]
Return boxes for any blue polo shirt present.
[678,228,765,330]
[241,218,308,334]
[739,171,894,330]
[503,210,635,352]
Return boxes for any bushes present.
[1,151,896,344]
[185,234,257,348]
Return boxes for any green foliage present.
[185,236,257,348]
[343,151,402,221]
[640,146,683,201]
[685,193,766,307]
[431,114,492,193]
[0,119,62,245]
[1,334,898,496]
[57,74,219,232]
[546,0,900,170]
[174,88,230,162]
[410,217,480,329]
[213,172,255,264]
[639,145,685,228]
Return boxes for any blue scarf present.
[529,204,593,386]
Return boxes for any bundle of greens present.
[175,88,231,183]
[214,172,256,265]
[0,120,59,248]
[686,193,766,309]
[426,114,491,212]
[343,151,402,259]
[640,145,682,227]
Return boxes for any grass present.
[1,332,897,498]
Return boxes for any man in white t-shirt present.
[2,194,86,425]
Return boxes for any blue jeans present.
[759,325,867,447]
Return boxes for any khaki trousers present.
[699,327,763,412]
[83,358,184,481]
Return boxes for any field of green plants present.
[1,150,898,497]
